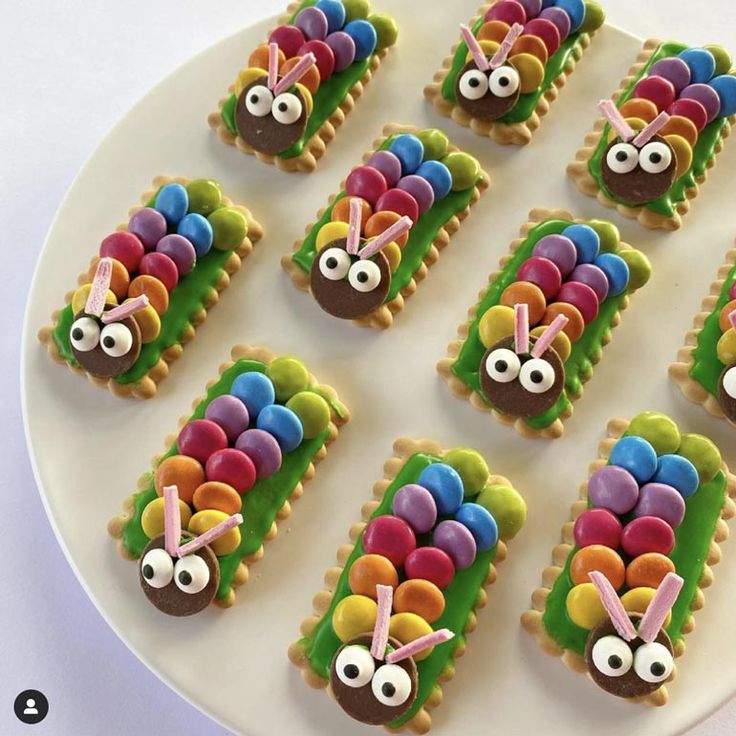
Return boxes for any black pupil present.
[250,94,259,104]
[608,654,622,670]
[72,328,84,340]
[469,77,480,88]
[326,257,338,269]
[530,370,544,384]
[615,150,629,162]
[494,360,508,372]
[103,336,115,348]
[343,664,359,680]
[650,152,662,164]
[381,682,396,698]
[357,271,369,283]
[651,661,666,677]
[278,102,288,112]
[178,570,193,586]
[499,76,510,87]
[142,564,154,580]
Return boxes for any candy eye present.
[591,635,633,677]
[371,664,412,707]
[335,645,375,688]
[319,247,351,280]
[633,642,674,683]
[245,85,273,117]
[100,322,134,357]
[348,260,382,293]
[70,317,100,352]
[519,358,556,394]
[489,66,520,98]
[639,141,673,174]
[606,142,639,174]
[459,69,489,100]
[272,92,303,124]
[173,555,211,595]
[140,548,174,589]
[485,348,521,383]
[722,366,736,399]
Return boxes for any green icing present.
[290,134,479,303]
[121,358,342,600]
[449,219,639,430]
[298,452,497,729]
[588,41,732,217]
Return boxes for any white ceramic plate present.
[21,3,736,734]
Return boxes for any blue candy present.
[389,134,425,175]
[455,503,498,552]
[653,454,700,498]
[554,0,585,33]
[154,183,189,226]
[710,74,736,118]
[678,48,716,84]
[315,0,346,33]
[418,463,464,516]
[542,0,556,7]
[415,160,453,200]
[610,436,658,484]
[177,213,213,257]
[594,252,630,296]
[343,19,377,61]
[256,404,304,452]
[230,372,275,419]
[562,224,600,264]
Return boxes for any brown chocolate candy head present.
[138,533,220,617]
[330,634,418,726]
[600,134,677,207]
[235,76,308,156]
[310,238,391,320]
[454,59,521,120]
[479,335,565,418]
[69,305,142,378]
[717,364,736,423]
[584,614,675,699]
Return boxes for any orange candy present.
[719,299,736,332]
[331,196,373,229]
[348,554,399,598]
[280,55,321,93]
[249,43,286,71]
[661,115,698,147]
[477,20,510,44]
[154,455,206,504]
[510,34,548,65]
[626,552,676,589]
[499,281,546,325]
[541,302,585,342]
[88,257,130,301]
[129,274,169,315]
[393,579,446,624]
[193,481,242,515]
[365,211,409,247]
[618,97,659,123]
[570,545,626,590]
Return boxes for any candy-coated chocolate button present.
[620,587,672,629]
[530,324,571,362]
[523,18,561,56]
[509,52,545,93]
[633,483,685,528]
[71,283,117,314]
[205,448,257,495]
[375,188,419,222]
[154,454,206,503]
[388,613,434,660]
[627,412,681,455]
[566,582,608,629]
[711,74,736,117]
[177,213,214,258]
[128,207,167,251]
[363,516,416,567]
[299,39,335,80]
[316,221,350,251]
[619,97,659,123]
[652,454,700,498]
[141,496,192,539]
[316,0,346,32]
[248,43,286,70]
[485,0,527,26]
[156,234,196,277]
[416,128,449,161]
[633,75,676,112]
[286,391,330,439]
[479,304,515,349]
[205,394,250,443]
[441,151,480,191]
[186,179,222,216]
[154,183,189,225]
[677,433,722,484]
[266,356,310,402]
[415,160,453,200]
[129,274,169,315]
[541,302,584,342]
[621,516,675,557]
[100,231,144,273]
[397,175,434,215]
[500,281,547,324]
[192,481,243,515]
[235,429,283,479]
[343,19,377,61]
[717,329,736,365]
[569,264,608,302]
[719,299,736,332]
[539,7,570,39]
[649,57,691,92]
[346,165,387,206]
[562,223,600,264]
[269,24,306,59]
[668,97,708,131]
[188,509,241,555]
[209,207,247,251]
[178,420,229,466]
[680,83,721,122]
[349,554,399,597]
[625,552,676,589]
[570,545,625,589]
[404,547,455,589]
[609,435,658,484]
[130,302,161,343]
[332,594,377,643]
[325,30,356,72]
[230,371,275,419]
[588,465,640,515]
[433,520,477,569]
[517,256,562,300]
[455,502,498,551]
[517,0,542,15]
[366,151,402,188]
[478,19,512,44]
[256,404,304,453]
[678,48,716,84]
[393,579,445,624]
[417,463,464,516]
[295,6,329,41]
[332,196,372,226]
[573,508,622,549]
[389,134,425,175]
[476,484,526,539]
[444,448,490,495]
[554,0,585,32]
[364,210,409,246]
[391,484,437,534]
[593,253,630,297]
[556,281,599,323]
[139,252,179,292]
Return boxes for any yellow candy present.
[664,134,693,177]
[234,67,267,96]
[71,283,117,315]
[621,587,672,628]
[531,325,572,362]
[316,221,350,252]
[389,612,434,661]
[607,117,646,143]
[188,509,241,556]
[141,497,192,540]
[128,300,161,343]
[332,594,377,643]
[466,40,498,63]
[509,53,545,94]
[717,328,736,365]
[478,304,515,349]
[565,582,608,629]
[381,242,401,271]
[295,83,313,116]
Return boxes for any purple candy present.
[205,394,250,443]
[366,151,402,188]
[397,175,435,215]
[680,83,722,122]
[730,281,736,300]
[128,207,168,251]
[517,0,543,17]
[539,7,571,39]
[235,428,283,479]
[325,30,356,72]
[569,264,609,302]
[588,465,640,515]
[295,6,328,41]
[633,483,686,528]
[433,520,477,570]
[392,484,438,534]
[649,57,691,93]
[532,234,577,277]
[156,234,196,276]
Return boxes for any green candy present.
[369,13,398,51]
[266,357,310,402]
[442,151,480,191]
[619,249,652,291]
[343,0,370,22]
[417,129,449,161]
[588,219,620,254]
[678,433,722,484]
[186,179,222,216]
[286,391,331,439]
[476,484,526,540]
[705,45,733,76]
[628,412,681,455]
[580,2,605,34]
[209,207,247,251]
[444,448,489,496]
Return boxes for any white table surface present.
[3,1,736,733]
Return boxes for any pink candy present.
[621,516,675,557]
[362,516,416,567]
[139,252,179,292]
[573,508,623,550]
[178,419,228,465]
[269,24,306,58]
[485,0,527,25]
[523,18,561,56]
[557,281,600,323]
[346,165,387,206]
[404,546,456,590]
[375,188,420,223]
[299,39,334,81]
[205,448,257,495]
[669,98,708,131]
[633,75,677,112]
[517,256,562,300]
[100,231,144,273]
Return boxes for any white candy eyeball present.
[519,358,556,394]
[633,641,674,683]
[245,84,273,117]
[459,69,489,100]
[606,142,639,174]
[173,555,211,595]
[272,92,303,124]
[140,548,174,589]
[100,322,134,357]
[591,635,633,677]
[639,141,673,174]
[348,260,382,293]
[319,247,351,280]
[485,348,521,383]
[335,645,375,688]
[489,66,520,98]
[722,366,736,399]
[371,664,413,707]
[70,317,100,352]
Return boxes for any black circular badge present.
[14,690,49,725]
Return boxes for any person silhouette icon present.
[23,698,39,715]
[14,689,48,724]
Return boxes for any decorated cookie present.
[209,1,399,172]
[438,208,651,438]
[424,1,606,145]
[108,345,349,611]
[289,438,526,731]
[522,412,736,704]
[283,124,489,328]
[38,177,262,399]
[568,40,736,230]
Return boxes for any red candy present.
[573,508,623,550]
[375,188,420,223]
[346,165,388,206]
[269,24,306,59]
[633,75,677,112]
[205,448,257,495]
[621,516,675,558]
[177,419,229,465]
[100,231,144,273]
[404,547,455,590]
[299,40,335,82]
[139,252,179,292]
[363,516,416,567]
[485,0,526,25]
[517,256,562,300]
[523,18,561,56]
[668,98,708,131]
[556,281,600,323]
